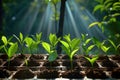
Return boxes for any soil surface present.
[61,70,84,79]
[13,69,34,79]
[0,69,11,78]
[111,68,120,79]
[37,69,59,79]
[85,68,108,79]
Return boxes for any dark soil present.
[62,60,79,68]
[43,61,60,67]
[4,58,23,66]
[0,69,11,78]
[85,68,108,79]
[23,59,40,66]
[111,68,120,78]
[14,54,27,60]
[30,54,44,60]
[0,54,8,61]
[13,69,34,79]
[0,59,3,65]
[97,55,109,61]
[37,69,59,79]
[101,59,118,67]
[62,55,78,59]
[61,70,84,79]
[110,55,120,60]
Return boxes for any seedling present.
[24,36,39,54]
[42,33,60,62]
[85,56,99,67]
[1,36,18,66]
[108,39,120,54]
[60,34,80,70]
[32,32,42,53]
[13,32,25,54]
[92,37,110,54]
[81,34,95,55]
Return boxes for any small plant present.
[85,56,99,67]
[24,36,39,54]
[32,32,42,53]
[81,34,95,55]
[92,37,110,54]
[60,34,80,70]
[13,32,25,54]
[42,33,60,62]
[1,36,18,65]
[108,39,120,54]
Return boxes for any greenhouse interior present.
[0,0,120,79]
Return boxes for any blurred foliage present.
[89,0,120,45]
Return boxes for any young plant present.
[42,33,60,62]
[13,32,25,54]
[85,56,99,67]
[108,39,120,54]
[4,43,18,63]
[92,37,110,54]
[1,36,18,65]
[24,36,39,54]
[81,34,95,55]
[60,34,80,70]
[32,32,42,53]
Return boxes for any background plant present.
[60,34,80,70]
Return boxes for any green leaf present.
[86,45,95,54]
[104,0,113,6]
[89,22,100,28]
[2,36,8,45]
[85,38,91,45]
[64,34,71,43]
[42,42,51,53]
[108,39,117,51]
[8,43,18,58]
[101,45,110,53]
[70,48,79,60]
[20,32,23,42]
[93,5,104,13]
[60,40,69,50]
[24,37,34,48]
[113,2,120,6]
[49,33,58,46]
[71,38,80,50]
[85,56,98,67]
[48,52,58,62]
[36,32,42,41]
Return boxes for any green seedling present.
[81,34,95,55]
[24,36,39,54]
[85,56,99,67]
[13,32,25,54]
[108,39,120,54]
[32,32,42,53]
[60,34,80,70]
[92,37,110,54]
[42,33,60,62]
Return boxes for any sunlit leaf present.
[93,5,104,13]
[42,42,51,53]
[89,22,100,28]
[8,43,18,58]
[2,36,8,45]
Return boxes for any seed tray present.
[0,54,120,79]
